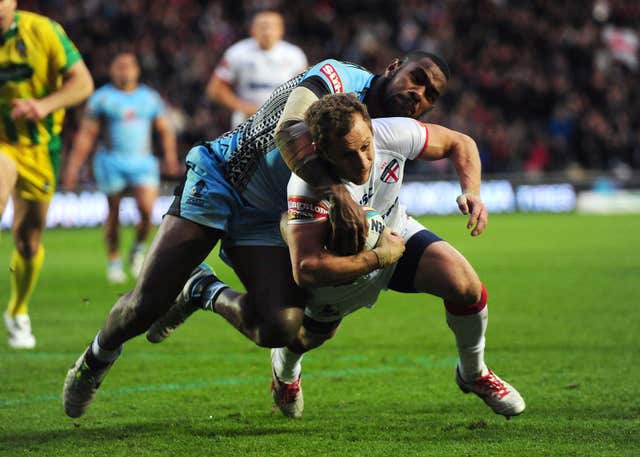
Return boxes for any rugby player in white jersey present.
[270,93,525,419]
[207,10,307,128]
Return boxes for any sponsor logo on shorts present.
[288,196,329,222]
[380,159,400,183]
[186,180,207,207]
[190,180,206,197]
[319,64,343,93]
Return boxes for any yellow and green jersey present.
[0,10,82,151]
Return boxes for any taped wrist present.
[372,246,393,268]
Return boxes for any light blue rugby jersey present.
[205,59,375,212]
[87,84,165,157]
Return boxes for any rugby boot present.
[271,369,304,419]
[146,263,225,343]
[63,349,114,418]
[455,365,525,418]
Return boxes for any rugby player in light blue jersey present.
[64,52,180,283]
[63,52,489,419]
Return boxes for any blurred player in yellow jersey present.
[0,0,94,349]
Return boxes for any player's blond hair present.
[305,93,372,159]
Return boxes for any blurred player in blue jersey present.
[63,52,180,283]
[63,52,488,419]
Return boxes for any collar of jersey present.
[1,13,18,42]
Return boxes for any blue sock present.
[199,279,229,313]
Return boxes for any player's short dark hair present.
[305,94,372,159]
[111,48,139,63]
[251,9,284,21]
[402,51,450,80]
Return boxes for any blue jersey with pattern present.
[87,84,165,158]
[206,59,375,199]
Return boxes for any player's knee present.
[254,309,304,348]
[443,280,487,316]
[13,236,41,259]
[446,276,483,307]
[301,331,333,351]
[113,291,164,329]
[0,192,10,214]
[138,208,152,223]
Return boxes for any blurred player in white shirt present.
[207,10,308,129]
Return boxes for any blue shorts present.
[93,152,159,195]
[167,142,289,249]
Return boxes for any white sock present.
[91,332,122,363]
[108,258,123,269]
[446,307,489,381]
[271,347,303,383]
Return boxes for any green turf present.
[0,213,638,456]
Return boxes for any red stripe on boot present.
[444,284,487,315]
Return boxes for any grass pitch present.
[0,213,638,456]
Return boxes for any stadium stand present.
[20,0,640,184]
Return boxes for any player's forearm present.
[294,251,379,288]
[66,136,93,172]
[207,80,255,114]
[448,133,482,195]
[275,120,341,193]
[41,62,94,114]
[160,129,178,164]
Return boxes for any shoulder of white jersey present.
[287,174,329,224]
[278,41,307,58]
[214,40,254,79]
[372,117,429,161]
[287,172,315,197]
[224,38,257,55]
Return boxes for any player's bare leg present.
[130,185,158,277]
[414,241,525,417]
[63,215,220,417]
[4,197,48,349]
[0,152,17,216]
[149,245,306,347]
[215,245,307,348]
[104,193,126,283]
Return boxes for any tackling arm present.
[275,86,367,254]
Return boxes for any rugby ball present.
[363,207,385,250]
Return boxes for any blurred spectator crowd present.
[21,0,640,181]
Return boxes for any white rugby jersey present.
[287,117,429,320]
[214,38,307,128]
[287,117,429,231]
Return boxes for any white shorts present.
[304,216,430,322]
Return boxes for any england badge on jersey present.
[380,159,400,183]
